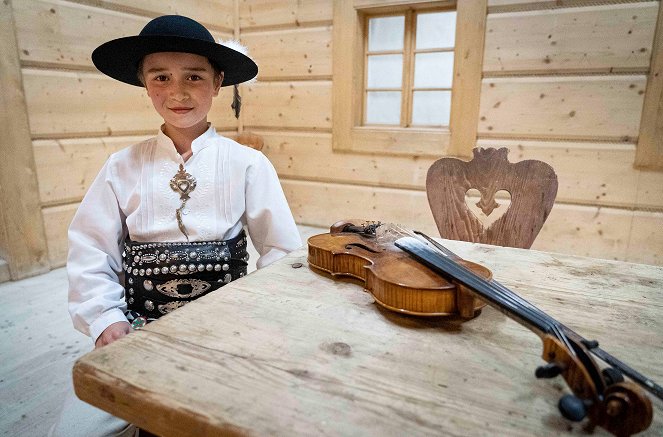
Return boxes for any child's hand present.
[95,321,131,348]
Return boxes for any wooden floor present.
[0,225,325,436]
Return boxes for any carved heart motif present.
[178,181,190,193]
[426,147,558,248]
[464,188,512,229]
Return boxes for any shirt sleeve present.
[67,157,128,343]
[244,153,302,269]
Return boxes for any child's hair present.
[135,56,224,87]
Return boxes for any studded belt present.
[122,230,249,321]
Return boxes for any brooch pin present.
[170,164,197,240]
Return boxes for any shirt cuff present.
[256,248,289,269]
[89,308,129,344]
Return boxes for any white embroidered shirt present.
[67,126,301,342]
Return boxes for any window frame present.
[332,0,487,157]
[363,8,456,128]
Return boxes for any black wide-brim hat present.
[92,15,257,87]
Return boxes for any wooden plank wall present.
[245,0,663,266]
[11,0,236,268]
[8,0,663,270]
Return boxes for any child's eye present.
[153,75,169,82]
[188,75,203,81]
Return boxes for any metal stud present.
[144,300,155,311]
[188,264,196,272]
[169,265,177,273]
[224,274,232,283]
[206,264,213,271]
[128,297,134,304]
[132,268,139,275]
[222,264,229,271]
[159,253,167,261]
[143,280,154,291]
[128,277,134,284]
[179,264,187,272]
[139,269,145,276]
[197,264,205,272]
[214,264,222,271]
[146,268,152,276]
[128,288,134,295]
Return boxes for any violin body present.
[307,220,491,318]
[308,219,657,436]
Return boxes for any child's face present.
[142,52,223,135]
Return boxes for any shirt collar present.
[156,124,217,158]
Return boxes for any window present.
[333,1,487,157]
[365,10,456,128]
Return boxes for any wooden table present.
[73,240,663,436]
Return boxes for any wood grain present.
[476,139,663,211]
[635,2,663,170]
[426,147,558,248]
[239,0,333,30]
[281,179,663,266]
[478,75,647,140]
[14,0,233,70]
[0,1,50,279]
[448,0,487,157]
[34,136,149,206]
[23,69,238,137]
[71,0,235,32]
[259,132,663,210]
[241,81,332,130]
[73,244,663,436]
[241,26,332,80]
[42,203,78,268]
[483,3,658,75]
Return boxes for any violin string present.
[405,232,663,399]
[412,231,557,329]
[402,238,553,334]
[411,232,572,352]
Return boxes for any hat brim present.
[92,35,258,87]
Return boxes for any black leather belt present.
[122,230,248,321]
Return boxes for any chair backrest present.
[234,132,264,151]
[426,147,558,249]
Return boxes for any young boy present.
[53,15,301,436]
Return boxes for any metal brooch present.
[169,164,197,241]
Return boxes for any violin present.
[307,220,661,437]
[308,219,491,318]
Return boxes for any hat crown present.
[139,15,214,43]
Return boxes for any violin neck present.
[395,236,663,401]
[396,237,554,335]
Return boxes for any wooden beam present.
[0,0,49,279]
[635,2,663,170]
[448,0,487,157]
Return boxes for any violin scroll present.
[538,335,652,436]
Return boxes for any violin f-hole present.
[345,243,381,253]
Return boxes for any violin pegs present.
[558,394,589,422]
[535,362,563,379]
[601,367,624,386]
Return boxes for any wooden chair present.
[233,132,264,151]
[426,147,558,249]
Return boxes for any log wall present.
[3,0,662,276]
[246,0,663,266]
[7,0,236,273]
